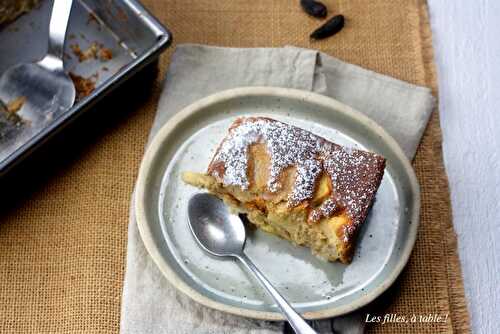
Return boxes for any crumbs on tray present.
[70,42,113,62]
[6,96,26,114]
[69,72,98,100]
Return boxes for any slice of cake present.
[182,117,385,263]
[0,0,40,26]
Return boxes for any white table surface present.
[428,1,500,333]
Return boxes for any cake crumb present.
[99,47,113,61]
[87,12,100,28]
[71,43,97,62]
[6,96,26,113]
[70,73,98,100]
[1,97,26,139]
[71,42,112,62]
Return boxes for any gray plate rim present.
[135,87,420,320]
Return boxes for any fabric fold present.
[150,44,319,136]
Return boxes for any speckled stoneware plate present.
[135,87,419,320]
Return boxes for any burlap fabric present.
[0,1,470,333]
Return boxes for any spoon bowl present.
[188,193,246,257]
[0,60,75,124]
[188,193,317,334]
[0,1,75,123]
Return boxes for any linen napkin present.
[120,44,434,334]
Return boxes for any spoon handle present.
[236,253,317,334]
[47,0,74,60]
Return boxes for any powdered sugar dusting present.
[308,197,341,224]
[209,117,385,239]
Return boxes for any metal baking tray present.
[0,0,171,176]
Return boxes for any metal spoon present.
[0,0,75,124]
[188,193,317,334]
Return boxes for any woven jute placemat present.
[0,1,470,333]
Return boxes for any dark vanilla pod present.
[310,15,345,40]
[300,0,328,18]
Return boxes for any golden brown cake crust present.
[208,117,385,243]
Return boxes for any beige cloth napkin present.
[120,44,434,334]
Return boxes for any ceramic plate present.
[135,87,419,320]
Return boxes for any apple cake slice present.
[182,117,385,263]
